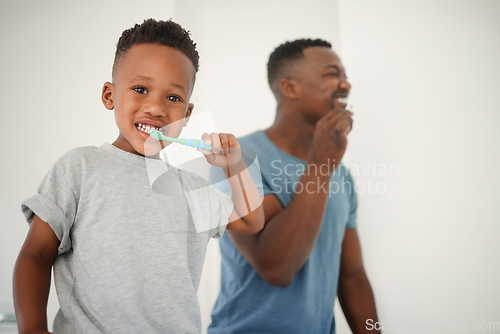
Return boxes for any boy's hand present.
[198,133,243,171]
[199,132,264,234]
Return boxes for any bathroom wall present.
[1,1,499,333]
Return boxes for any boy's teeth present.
[136,123,161,134]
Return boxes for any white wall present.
[336,0,500,333]
[1,1,499,334]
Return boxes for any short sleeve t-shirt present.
[208,130,357,334]
[22,143,233,334]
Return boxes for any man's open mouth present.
[337,97,349,105]
[332,96,349,109]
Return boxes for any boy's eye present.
[168,95,181,102]
[133,87,147,94]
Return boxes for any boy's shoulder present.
[49,145,107,176]
[34,146,106,191]
[55,145,103,165]
[61,145,101,157]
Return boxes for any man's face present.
[102,43,195,156]
[292,47,351,121]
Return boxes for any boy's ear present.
[279,78,300,100]
[101,82,115,110]
[183,103,194,127]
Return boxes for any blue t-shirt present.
[208,130,358,334]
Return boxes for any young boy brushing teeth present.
[13,19,264,334]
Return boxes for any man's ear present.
[279,78,300,100]
[183,103,194,127]
[101,82,115,110]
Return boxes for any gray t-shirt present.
[21,143,233,334]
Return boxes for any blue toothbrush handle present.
[198,141,213,151]
[186,138,213,151]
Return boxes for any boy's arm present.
[224,159,264,234]
[199,132,264,234]
[13,214,60,334]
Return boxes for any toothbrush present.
[149,131,213,151]
[150,130,253,214]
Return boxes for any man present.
[208,39,380,333]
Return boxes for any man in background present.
[209,39,380,334]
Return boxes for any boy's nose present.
[143,100,166,117]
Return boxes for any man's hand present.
[307,108,353,174]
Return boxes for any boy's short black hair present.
[267,38,332,86]
[113,19,199,78]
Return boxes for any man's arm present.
[228,171,330,286]
[226,109,353,286]
[13,215,59,334]
[338,228,380,334]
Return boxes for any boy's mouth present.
[135,122,165,135]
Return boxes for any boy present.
[13,19,264,334]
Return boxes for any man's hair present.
[112,19,199,77]
[267,38,332,86]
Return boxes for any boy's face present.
[102,43,195,156]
